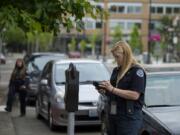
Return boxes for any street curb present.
[0,108,16,135]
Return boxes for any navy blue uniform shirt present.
[107,64,146,115]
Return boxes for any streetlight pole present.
[147,0,152,64]
[102,0,108,62]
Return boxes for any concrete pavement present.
[0,105,16,135]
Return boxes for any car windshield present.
[55,63,110,84]
[28,55,64,72]
[145,74,180,107]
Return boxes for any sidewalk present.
[0,106,16,135]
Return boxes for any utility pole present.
[147,0,152,64]
[102,0,108,62]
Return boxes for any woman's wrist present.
[111,87,115,93]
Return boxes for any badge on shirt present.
[136,69,144,77]
[110,101,117,115]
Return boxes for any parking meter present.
[64,63,79,112]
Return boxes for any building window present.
[109,21,125,30]
[174,7,180,14]
[135,23,141,29]
[135,6,142,13]
[157,7,163,14]
[127,22,134,30]
[151,21,161,30]
[166,7,172,14]
[96,5,102,10]
[110,5,117,13]
[118,6,125,13]
[151,7,156,13]
[127,6,141,14]
[127,6,134,13]
[109,22,118,29]
[85,21,94,29]
[96,22,102,29]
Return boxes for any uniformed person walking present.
[98,41,146,135]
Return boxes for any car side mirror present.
[40,79,48,85]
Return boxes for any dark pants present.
[107,112,142,135]
[6,86,27,115]
[6,85,16,111]
[18,90,27,115]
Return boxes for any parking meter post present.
[65,63,79,135]
[68,112,75,135]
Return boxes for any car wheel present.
[101,113,108,135]
[35,100,42,119]
[48,106,56,131]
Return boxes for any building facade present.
[82,0,180,53]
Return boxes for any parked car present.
[143,63,180,72]
[24,52,67,104]
[0,53,6,64]
[35,59,110,130]
[68,51,81,58]
[98,71,180,135]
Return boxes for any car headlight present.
[55,92,64,103]
[92,102,98,106]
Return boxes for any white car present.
[35,59,110,130]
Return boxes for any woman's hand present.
[99,81,114,93]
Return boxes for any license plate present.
[89,110,98,117]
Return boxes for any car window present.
[27,55,64,72]
[41,63,50,79]
[145,74,180,106]
[54,63,110,83]
[41,62,53,86]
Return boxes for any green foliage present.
[4,26,26,44]
[79,40,86,55]
[88,32,99,49]
[0,0,101,52]
[160,16,172,27]
[69,38,76,52]
[111,25,123,44]
[0,0,100,34]
[129,25,142,54]
[158,16,172,50]
[27,31,53,51]
[39,32,54,51]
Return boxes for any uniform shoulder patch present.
[136,69,144,77]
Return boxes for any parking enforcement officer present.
[98,41,146,135]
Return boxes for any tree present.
[111,25,123,44]
[0,0,100,52]
[88,32,101,56]
[158,15,175,62]
[0,1,100,34]
[4,26,26,45]
[129,25,142,54]
[79,40,86,56]
[69,38,76,52]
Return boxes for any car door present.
[39,62,53,117]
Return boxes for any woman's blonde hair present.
[111,41,141,83]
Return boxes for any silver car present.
[35,59,110,130]
[98,71,180,135]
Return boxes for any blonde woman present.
[99,41,146,135]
